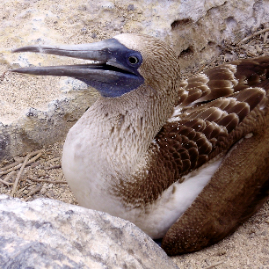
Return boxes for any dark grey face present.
[12,38,144,98]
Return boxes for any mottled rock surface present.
[1,0,269,159]
[0,195,179,269]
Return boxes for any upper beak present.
[11,39,134,80]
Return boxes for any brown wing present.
[176,56,269,106]
[114,57,269,207]
[142,57,269,200]
[156,56,269,173]
[153,86,267,179]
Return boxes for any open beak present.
[11,37,146,98]
[12,39,136,81]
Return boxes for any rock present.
[1,0,269,160]
[0,195,179,269]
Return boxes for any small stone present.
[262,247,269,255]
[127,4,135,11]
[215,248,227,256]
[40,184,47,195]
[261,231,267,236]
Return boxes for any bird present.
[11,33,269,255]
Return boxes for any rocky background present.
[1,0,269,159]
[0,0,269,268]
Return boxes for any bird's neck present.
[94,86,173,169]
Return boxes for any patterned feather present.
[114,57,269,209]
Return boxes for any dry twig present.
[24,185,43,201]
[205,261,225,269]
[15,186,28,196]
[28,185,42,196]
[46,157,60,164]
[0,150,43,176]
[0,171,16,186]
[45,165,61,170]
[0,178,13,186]
[0,161,21,171]
[238,27,269,45]
[11,153,31,196]
[28,175,67,184]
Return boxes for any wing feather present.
[144,57,269,201]
[114,57,269,206]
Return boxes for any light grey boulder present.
[0,195,179,269]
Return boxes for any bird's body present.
[12,34,269,255]
[61,89,223,238]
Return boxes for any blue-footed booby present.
[12,34,269,255]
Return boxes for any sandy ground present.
[1,28,269,269]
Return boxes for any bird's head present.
[11,34,179,99]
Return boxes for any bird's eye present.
[128,56,139,65]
